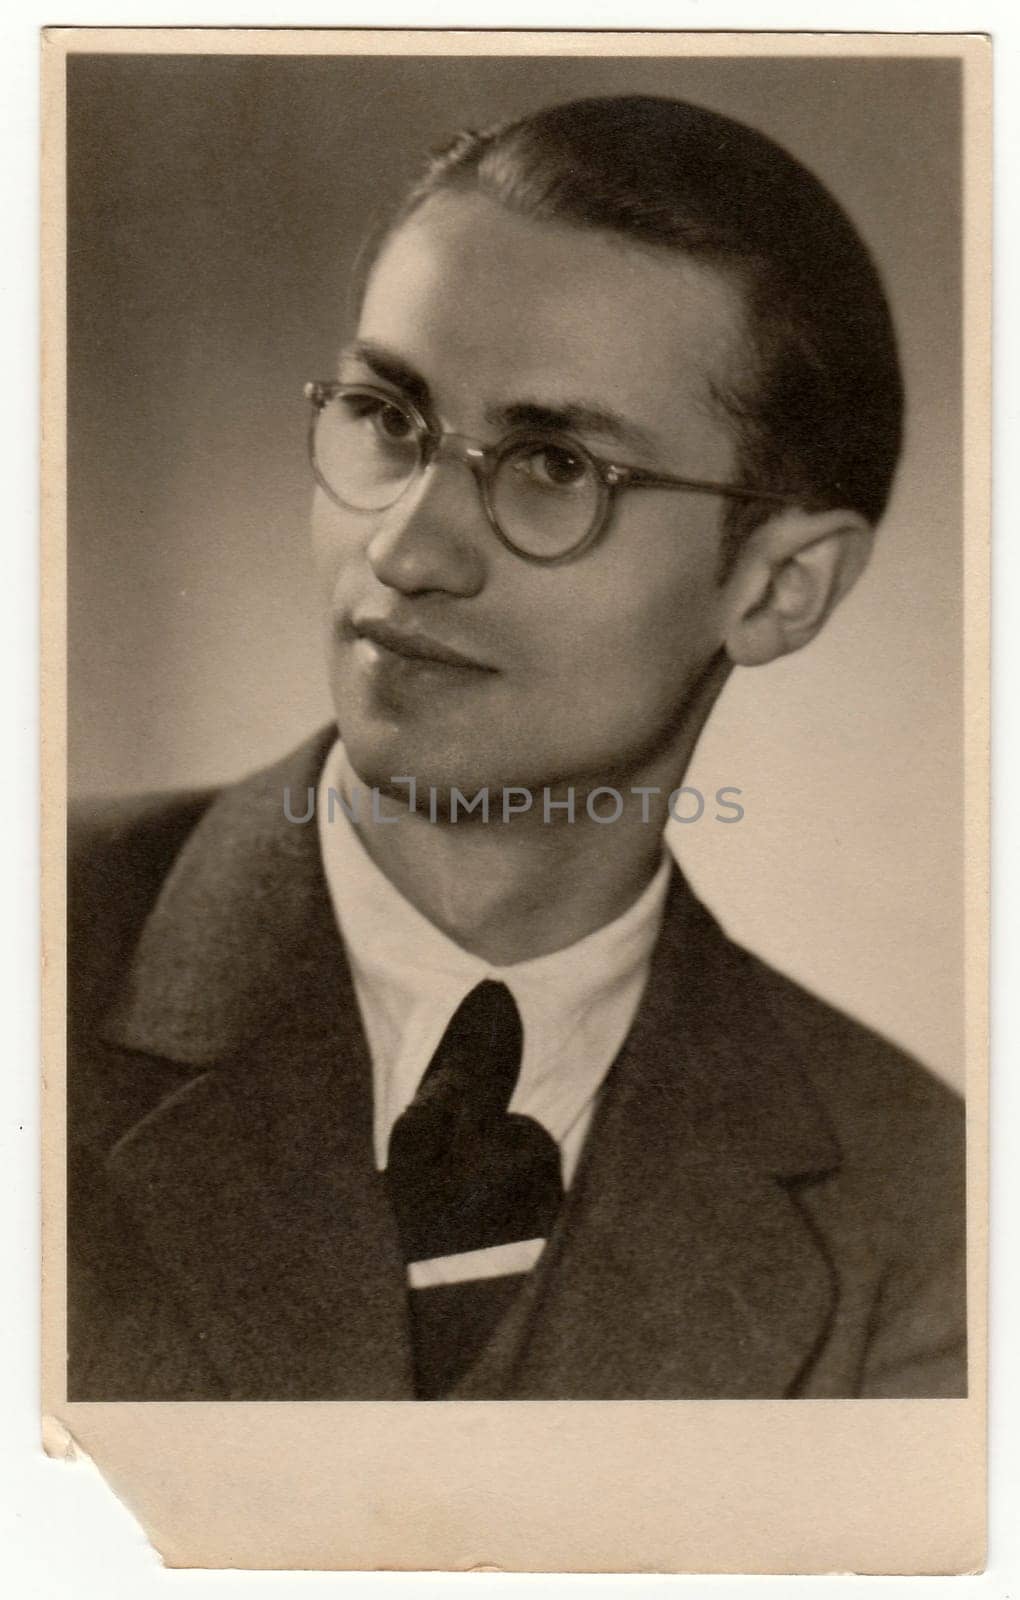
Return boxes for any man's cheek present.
[310,524,340,596]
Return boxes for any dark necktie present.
[386,980,565,1395]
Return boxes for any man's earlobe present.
[723,509,875,668]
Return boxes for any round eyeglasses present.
[305,380,797,566]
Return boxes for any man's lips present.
[349,617,496,672]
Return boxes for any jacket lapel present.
[100,731,415,1398]
[456,872,842,1399]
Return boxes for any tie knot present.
[416,979,524,1120]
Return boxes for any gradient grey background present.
[66,52,962,1086]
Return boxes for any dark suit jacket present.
[67,729,967,1400]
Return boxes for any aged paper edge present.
[39,27,990,1574]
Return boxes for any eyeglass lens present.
[313,388,604,559]
[315,390,421,511]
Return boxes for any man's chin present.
[337,724,487,802]
[336,726,558,817]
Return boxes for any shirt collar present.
[316,740,671,1150]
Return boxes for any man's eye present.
[374,402,415,441]
[341,392,416,441]
[516,445,592,492]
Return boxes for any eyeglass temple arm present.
[609,463,797,507]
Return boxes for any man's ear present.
[722,509,875,668]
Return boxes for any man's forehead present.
[362,191,747,354]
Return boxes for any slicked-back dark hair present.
[379,95,903,560]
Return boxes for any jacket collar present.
[99,729,841,1398]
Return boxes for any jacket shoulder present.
[67,787,222,1227]
[69,785,215,875]
[742,948,968,1396]
[68,786,216,1027]
[741,944,963,1144]
[736,942,965,1299]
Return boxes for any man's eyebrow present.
[487,399,658,455]
[338,344,659,456]
[339,340,432,413]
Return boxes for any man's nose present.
[365,455,489,598]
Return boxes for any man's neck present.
[350,797,669,966]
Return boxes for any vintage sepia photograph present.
[42,27,988,1573]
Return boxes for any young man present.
[68,96,966,1401]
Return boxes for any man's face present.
[312,191,747,801]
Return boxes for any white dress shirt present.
[316,741,671,1285]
